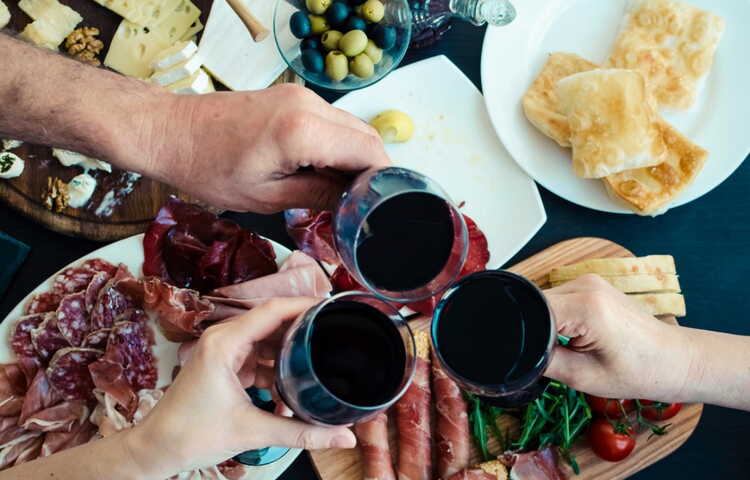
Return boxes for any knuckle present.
[295,430,317,450]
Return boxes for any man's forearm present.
[0,32,171,176]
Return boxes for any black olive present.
[301,48,325,73]
[301,37,322,51]
[345,15,367,32]
[372,24,396,49]
[290,11,312,38]
[326,2,350,27]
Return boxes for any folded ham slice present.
[354,412,396,480]
[395,331,432,480]
[433,352,471,479]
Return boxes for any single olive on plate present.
[290,11,312,38]
[308,14,331,34]
[349,53,374,78]
[301,48,325,73]
[339,29,368,56]
[345,15,367,32]
[306,0,331,15]
[363,39,383,63]
[301,37,321,51]
[369,110,415,143]
[326,2,350,27]
[371,24,396,49]
[360,0,385,23]
[321,30,343,51]
[325,51,349,81]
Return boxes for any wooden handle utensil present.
[225,0,270,42]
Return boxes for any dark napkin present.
[0,231,29,300]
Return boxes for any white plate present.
[481,0,750,214]
[0,234,299,479]
[334,55,547,268]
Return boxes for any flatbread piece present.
[549,255,675,283]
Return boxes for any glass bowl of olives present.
[273,0,412,91]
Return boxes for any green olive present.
[360,0,385,22]
[325,50,349,81]
[305,0,331,15]
[349,53,374,78]
[363,39,383,64]
[308,14,330,34]
[338,29,367,57]
[369,110,415,143]
[321,30,343,51]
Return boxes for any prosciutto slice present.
[433,353,471,479]
[0,431,43,469]
[0,364,26,417]
[354,412,396,480]
[20,400,89,433]
[507,448,563,480]
[40,420,97,458]
[448,461,508,480]
[19,369,62,426]
[284,209,339,265]
[395,331,432,480]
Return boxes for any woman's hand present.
[129,84,391,213]
[123,298,356,479]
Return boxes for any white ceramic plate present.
[0,234,299,479]
[481,0,750,214]
[334,55,547,268]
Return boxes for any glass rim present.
[300,291,417,411]
[430,269,557,396]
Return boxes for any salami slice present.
[107,321,157,391]
[46,348,103,401]
[84,271,111,313]
[91,283,135,330]
[81,259,118,276]
[56,292,91,347]
[10,314,45,359]
[23,292,62,315]
[52,267,96,296]
[81,329,110,350]
[30,313,70,361]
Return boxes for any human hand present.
[131,84,390,213]
[123,298,356,479]
[543,274,695,402]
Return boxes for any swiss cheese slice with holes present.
[557,69,667,178]
[549,255,675,283]
[0,1,9,30]
[607,0,724,110]
[551,273,680,293]
[629,293,686,317]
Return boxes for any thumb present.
[250,410,356,450]
[277,172,348,211]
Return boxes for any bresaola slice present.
[46,348,103,401]
[56,292,90,347]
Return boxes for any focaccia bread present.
[549,255,675,282]
[607,0,725,110]
[522,52,598,147]
[551,273,680,293]
[604,119,707,215]
[630,293,686,317]
[557,69,667,178]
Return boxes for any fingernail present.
[331,434,355,449]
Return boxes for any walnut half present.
[66,27,104,66]
[42,177,69,213]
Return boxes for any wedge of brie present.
[53,148,112,173]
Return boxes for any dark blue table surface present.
[2,21,749,480]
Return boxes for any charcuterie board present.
[0,0,300,242]
[310,237,703,480]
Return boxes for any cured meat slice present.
[506,448,562,480]
[395,331,432,480]
[447,461,508,480]
[90,265,136,330]
[284,209,340,265]
[212,251,332,299]
[20,399,89,432]
[0,364,26,417]
[81,328,111,350]
[30,313,70,362]
[52,267,96,295]
[433,352,471,479]
[19,369,62,425]
[118,277,213,342]
[40,420,97,458]
[12,433,44,465]
[56,292,90,347]
[354,412,396,480]
[10,314,45,359]
[23,292,62,315]
[16,357,41,390]
[85,271,111,313]
[0,416,25,449]
[81,258,118,276]
[217,459,247,480]
[0,431,42,470]
[46,348,103,401]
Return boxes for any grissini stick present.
[225,0,270,42]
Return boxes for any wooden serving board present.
[0,0,300,242]
[310,237,703,480]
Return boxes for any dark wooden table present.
[2,21,749,480]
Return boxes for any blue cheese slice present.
[152,40,199,72]
[0,1,10,29]
[52,148,112,173]
[151,54,202,86]
[66,173,97,208]
[0,152,24,179]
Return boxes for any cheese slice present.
[0,0,11,29]
[167,68,210,94]
[105,20,173,78]
[150,53,202,86]
[92,0,180,28]
[181,19,203,41]
[152,40,199,71]
[151,0,201,44]
[52,148,112,172]
[201,69,216,93]
[19,1,82,50]
[18,0,59,20]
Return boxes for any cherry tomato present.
[585,394,635,418]
[639,401,682,421]
[588,417,636,462]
